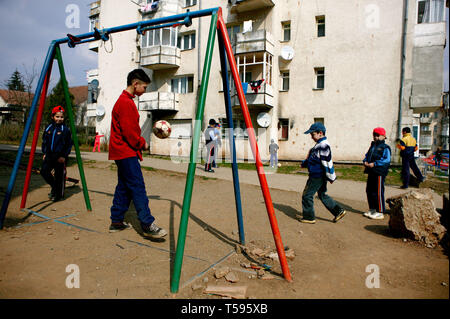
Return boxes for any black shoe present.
[109,222,132,233]
[52,197,62,202]
[207,169,215,173]
[400,185,408,189]
[333,209,347,223]
[142,223,167,239]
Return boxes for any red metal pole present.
[217,14,292,282]
[20,62,53,209]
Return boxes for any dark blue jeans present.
[110,157,155,228]
[302,177,341,220]
[401,155,423,187]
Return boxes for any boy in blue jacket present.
[41,106,73,201]
[300,122,346,224]
[363,127,391,220]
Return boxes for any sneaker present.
[363,209,376,217]
[333,209,347,223]
[206,169,215,173]
[109,222,132,233]
[299,218,316,224]
[368,212,384,220]
[142,223,167,239]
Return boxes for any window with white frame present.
[282,21,291,42]
[171,76,194,94]
[240,71,252,83]
[141,27,178,48]
[177,32,196,50]
[316,16,325,37]
[280,71,290,91]
[314,67,325,89]
[89,15,100,32]
[417,0,445,24]
[227,24,242,43]
[184,0,197,7]
[278,119,289,140]
[233,118,249,139]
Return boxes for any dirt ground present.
[0,159,448,299]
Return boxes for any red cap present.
[373,127,386,136]
[51,105,65,115]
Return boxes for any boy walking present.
[363,127,391,220]
[300,122,346,224]
[108,69,167,239]
[396,127,424,189]
[41,106,73,202]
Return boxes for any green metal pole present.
[171,11,218,293]
[54,45,92,211]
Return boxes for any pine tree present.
[44,79,75,125]
[6,69,25,91]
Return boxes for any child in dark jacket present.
[299,122,346,224]
[363,127,391,220]
[41,106,73,201]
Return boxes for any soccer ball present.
[152,120,171,139]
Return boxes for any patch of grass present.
[142,166,156,171]
[200,176,217,181]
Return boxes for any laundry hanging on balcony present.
[249,79,264,94]
[241,82,249,94]
[140,1,159,14]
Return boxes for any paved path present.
[1,144,444,209]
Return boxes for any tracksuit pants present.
[110,156,155,228]
[401,155,423,187]
[366,173,386,213]
[205,142,215,171]
[41,154,66,199]
[302,177,342,221]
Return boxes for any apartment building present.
[86,0,447,162]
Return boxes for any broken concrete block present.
[214,266,230,279]
[225,271,239,283]
[285,249,295,260]
[251,248,265,257]
[386,188,446,247]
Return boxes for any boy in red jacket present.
[108,69,167,239]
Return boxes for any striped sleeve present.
[318,142,336,182]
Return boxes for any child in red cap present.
[41,106,73,201]
[363,127,391,219]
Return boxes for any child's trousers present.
[366,173,386,213]
[110,156,155,228]
[41,155,66,199]
[302,177,342,220]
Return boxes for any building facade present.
[86,0,447,162]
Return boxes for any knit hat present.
[51,105,65,115]
[373,127,386,136]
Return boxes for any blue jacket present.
[301,137,336,182]
[363,140,391,176]
[42,122,73,158]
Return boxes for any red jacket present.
[108,90,146,161]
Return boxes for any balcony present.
[232,83,274,109]
[235,30,274,55]
[139,92,179,112]
[89,1,100,17]
[141,46,181,69]
[419,117,432,124]
[230,0,274,13]
[139,0,182,19]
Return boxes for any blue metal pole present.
[55,7,220,45]
[217,29,245,245]
[0,41,56,229]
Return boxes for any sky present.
[0,1,448,92]
[0,0,97,90]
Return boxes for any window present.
[282,21,291,42]
[417,0,445,24]
[421,112,430,118]
[280,71,290,91]
[171,76,194,94]
[314,117,325,125]
[413,125,419,140]
[240,71,252,83]
[233,119,249,139]
[227,24,242,42]
[278,119,289,140]
[142,28,177,48]
[184,0,197,7]
[316,16,325,37]
[177,32,196,50]
[89,15,100,32]
[314,67,325,89]
[434,111,439,118]
[421,124,431,132]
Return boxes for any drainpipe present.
[198,0,202,87]
[397,0,409,139]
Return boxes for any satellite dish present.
[280,46,295,61]
[257,112,271,128]
[96,105,105,117]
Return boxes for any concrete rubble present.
[386,188,446,247]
